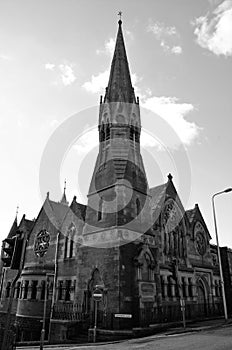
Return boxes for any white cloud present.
[44,62,76,86]
[171,46,183,55]
[193,0,232,56]
[147,21,183,55]
[58,64,76,86]
[82,69,110,93]
[142,96,200,146]
[147,22,177,38]
[96,38,115,56]
[45,63,55,70]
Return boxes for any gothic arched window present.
[136,198,141,216]
[98,198,103,221]
[64,223,76,259]
[105,122,110,140]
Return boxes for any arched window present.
[105,122,110,140]
[98,198,103,221]
[160,276,165,298]
[23,281,29,299]
[64,236,68,259]
[58,281,63,300]
[65,280,71,301]
[129,126,134,141]
[167,276,172,298]
[69,239,74,258]
[16,282,21,299]
[31,280,38,300]
[188,278,193,297]
[40,281,46,300]
[136,198,141,216]
[6,282,11,298]
[64,223,76,259]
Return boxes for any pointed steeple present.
[60,179,69,206]
[104,19,136,103]
[7,208,18,238]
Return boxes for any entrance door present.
[197,282,207,317]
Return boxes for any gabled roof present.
[186,203,212,240]
[70,196,86,221]
[18,214,35,233]
[6,216,18,239]
[48,199,70,226]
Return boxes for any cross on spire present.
[118,11,122,24]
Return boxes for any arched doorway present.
[85,269,107,328]
[197,279,208,317]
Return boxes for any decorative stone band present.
[76,228,156,248]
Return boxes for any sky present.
[0,0,232,247]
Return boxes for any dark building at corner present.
[0,19,231,345]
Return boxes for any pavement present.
[16,317,232,349]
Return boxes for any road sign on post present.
[92,287,103,343]
[92,288,103,301]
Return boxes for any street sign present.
[92,288,103,301]
[114,314,132,318]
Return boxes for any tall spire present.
[60,179,69,206]
[104,18,136,103]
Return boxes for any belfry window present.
[129,126,134,140]
[98,198,103,221]
[136,198,141,216]
[105,123,110,140]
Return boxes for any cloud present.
[142,96,200,146]
[96,38,115,56]
[147,21,183,55]
[147,22,177,38]
[83,69,139,94]
[45,63,55,70]
[171,46,183,55]
[82,69,110,93]
[58,64,76,86]
[44,62,76,86]
[193,0,232,56]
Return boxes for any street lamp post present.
[212,188,232,322]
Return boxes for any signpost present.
[92,287,103,343]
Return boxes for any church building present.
[0,19,228,345]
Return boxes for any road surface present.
[17,325,232,350]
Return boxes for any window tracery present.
[162,199,186,258]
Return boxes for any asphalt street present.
[17,324,232,350]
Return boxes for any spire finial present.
[16,206,19,218]
[118,11,122,25]
[60,179,69,205]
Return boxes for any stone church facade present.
[0,19,229,344]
